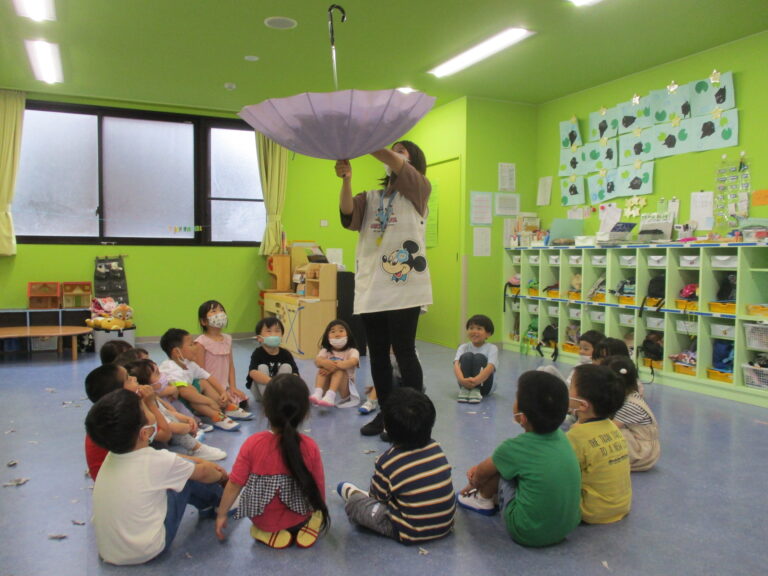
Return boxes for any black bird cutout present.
[629,177,643,190]
[663,134,677,148]
[715,87,726,104]
[568,184,578,196]
[598,119,608,138]
[605,148,614,160]
[633,142,644,155]
[700,121,715,138]
[622,115,636,128]
[568,130,577,145]
[681,101,691,118]
[570,157,579,169]
[607,181,615,194]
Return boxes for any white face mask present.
[578,354,592,364]
[329,337,347,349]
[207,312,228,329]
[143,422,158,444]
[384,153,409,176]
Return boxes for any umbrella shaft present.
[331,46,339,90]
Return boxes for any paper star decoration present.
[569,174,577,183]
[571,143,579,152]
[599,137,608,147]
[712,107,723,119]
[671,116,682,127]
[570,115,577,124]
[631,93,641,105]
[633,128,643,137]
[633,159,643,170]
[667,80,679,94]
[710,69,721,85]
[599,169,608,177]
[599,107,608,116]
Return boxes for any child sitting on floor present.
[567,364,632,524]
[454,314,498,404]
[215,374,329,548]
[457,370,581,547]
[99,339,133,365]
[159,328,248,432]
[246,317,300,403]
[311,319,360,408]
[87,389,227,565]
[337,387,456,544]
[604,355,660,472]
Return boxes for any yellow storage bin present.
[562,342,580,354]
[546,290,560,298]
[675,299,698,311]
[646,297,663,308]
[528,288,539,297]
[706,368,733,383]
[746,304,768,317]
[509,286,520,296]
[568,291,580,300]
[709,301,736,314]
[643,358,663,370]
[619,296,635,305]
[590,293,606,303]
[673,363,696,376]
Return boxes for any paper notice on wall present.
[470,191,493,225]
[495,193,520,216]
[325,248,343,266]
[498,163,516,192]
[503,218,516,248]
[690,190,715,230]
[567,206,590,220]
[598,205,622,235]
[473,227,491,257]
[537,176,552,206]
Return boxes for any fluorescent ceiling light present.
[428,27,535,78]
[13,0,56,21]
[24,40,63,84]
[396,86,417,94]
[568,0,604,6]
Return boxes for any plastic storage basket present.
[527,303,539,314]
[706,368,733,383]
[619,313,635,326]
[710,323,735,339]
[548,255,560,265]
[743,364,768,390]
[673,363,696,376]
[568,307,582,320]
[548,305,559,316]
[590,310,605,322]
[744,323,768,351]
[676,320,698,335]
[568,255,582,265]
[646,316,665,330]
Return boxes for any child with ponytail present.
[215,374,329,548]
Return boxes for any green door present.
[417,158,462,348]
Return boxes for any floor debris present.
[3,478,30,487]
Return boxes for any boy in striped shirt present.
[337,387,456,543]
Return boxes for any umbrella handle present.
[328,5,346,90]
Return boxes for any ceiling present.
[2,0,768,113]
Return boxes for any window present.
[13,102,265,245]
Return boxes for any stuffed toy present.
[86,301,134,331]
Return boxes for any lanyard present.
[377,190,396,241]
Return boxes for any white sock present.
[311,388,323,399]
[322,390,337,403]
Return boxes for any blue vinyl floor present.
[1,339,767,576]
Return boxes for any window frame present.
[15,100,263,247]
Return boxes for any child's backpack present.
[585,275,606,300]
[716,273,737,301]
[570,273,582,291]
[679,283,699,300]
[611,277,636,296]
[638,331,664,361]
[537,323,559,361]
[639,273,665,316]
[503,275,521,312]
[566,323,580,344]
[712,339,735,372]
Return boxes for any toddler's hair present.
[320,319,357,352]
[125,358,157,386]
[579,329,605,350]
[572,364,625,418]
[99,340,133,365]
[263,374,329,532]
[85,364,126,403]
[85,389,144,454]
[160,328,189,358]
[593,337,630,361]
[466,314,494,335]
[255,316,284,336]
[114,348,149,366]
[517,370,569,434]
[382,387,436,450]
[602,355,639,395]
[198,300,226,331]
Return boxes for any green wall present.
[0,244,269,338]
[535,31,768,231]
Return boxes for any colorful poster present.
[648,85,693,124]
[690,71,735,117]
[695,108,739,152]
[619,128,655,165]
[580,138,618,172]
[560,119,582,148]
[560,176,586,206]
[618,97,653,134]
[587,169,619,204]
[653,119,695,158]
[617,162,654,196]
[588,107,619,141]
[558,147,587,176]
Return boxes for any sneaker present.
[467,388,482,404]
[194,430,206,443]
[316,390,336,408]
[199,423,214,433]
[309,389,323,405]
[190,443,227,461]
[457,491,498,516]
[379,430,390,442]
[213,417,240,432]
[457,387,470,403]
[336,481,367,502]
[358,399,379,415]
[360,413,384,436]
[225,407,254,420]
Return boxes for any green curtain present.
[0,90,25,256]
[257,133,288,255]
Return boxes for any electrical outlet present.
[320,219,328,227]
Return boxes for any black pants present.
[361,306,422,405]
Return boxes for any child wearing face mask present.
[311,319,360,408]
[246,317,300,403]
[194,300,249,409]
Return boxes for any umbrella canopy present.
[239,89,435,160]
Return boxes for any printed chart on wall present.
[557,71,739,208]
